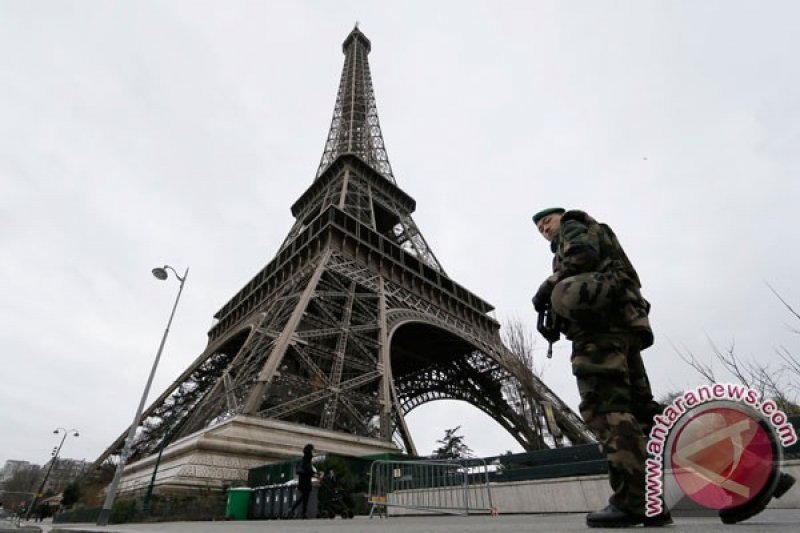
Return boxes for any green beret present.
[532,207,565,224]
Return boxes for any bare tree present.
[675,286,800,415]
[501,317,547,379]
[768,283,800,391]
[500,317,551,446]
[657,390,684,406]
[672,340,716,384]
[1,467,41,513]
[767,282,800,323]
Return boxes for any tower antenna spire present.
[316,25,393,182]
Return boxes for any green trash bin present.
[226,487,252,520]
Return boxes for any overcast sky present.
[2,1,799,467]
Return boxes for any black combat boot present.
[586,504,672,528]
[642,510,673,527]
[719,472,795,524]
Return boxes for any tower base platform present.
[114,414,400,496]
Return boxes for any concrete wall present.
[384,474,612,516]
[489,474,612,514]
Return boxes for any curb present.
[51,530,92,533]
[51,530,121,533]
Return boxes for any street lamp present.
[25,427,79,520]
[96,265,188,526]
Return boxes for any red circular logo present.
[669,406,774,509]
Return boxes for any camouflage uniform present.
[542,210,661,516]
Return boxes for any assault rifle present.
[536,305,561,359]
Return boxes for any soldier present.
[532,207,796,526]
[531,207,669,527]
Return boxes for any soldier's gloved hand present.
[532,279,555,312]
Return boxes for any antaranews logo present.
[645,383,797,517]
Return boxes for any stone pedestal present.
[115,414,399,495]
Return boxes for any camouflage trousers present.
[571,331,661,515]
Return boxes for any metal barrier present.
[368,459,495,517]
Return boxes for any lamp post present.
[96,265,188,526]
[25,427,79,520]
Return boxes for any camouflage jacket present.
[547,210,653,347]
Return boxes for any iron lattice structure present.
[95,26,591,467]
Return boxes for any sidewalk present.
[20,509,800,533]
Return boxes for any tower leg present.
[243,250,333,414]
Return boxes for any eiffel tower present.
[94,26,591,493]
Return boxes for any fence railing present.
[368,459,495,517]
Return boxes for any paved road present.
[13,509,797,532]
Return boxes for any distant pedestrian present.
[36,503,48,522]
[290,443,316,519]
